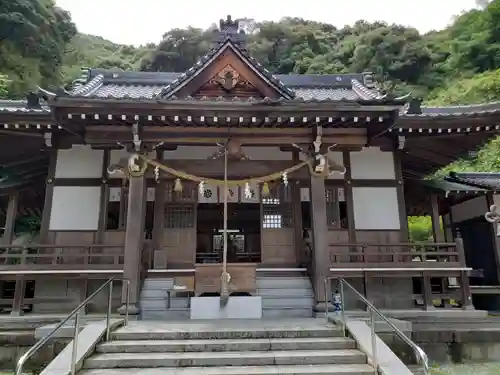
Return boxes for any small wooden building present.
[0,16,500,318]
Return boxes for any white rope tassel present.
[244,182,252,199]
[198,181,205,196]
[282,172,288,187]
[154,166,160,182]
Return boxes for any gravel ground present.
[431,363,500,374]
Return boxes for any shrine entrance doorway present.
[196,202,261,264]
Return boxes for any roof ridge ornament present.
[404,97,423,115]
[213,15,246,49]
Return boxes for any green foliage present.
[408,216,434,243]
[61,34,150,82]
[427,68,500,105]
[0,0,77,98]
[0,74,10,99]
[14,215,41,236]
[427,68,500,178]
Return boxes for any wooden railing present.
[196,251,261,264]
[0,244,125,270]
[328,242,459,266]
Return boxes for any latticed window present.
[325,186,347,229]
[262,184,293,228]
[164,205,195,228]
[164,180,196,228]
[164,181,197,203]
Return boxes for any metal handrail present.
[326,276,429,375]
[15,277,130,375]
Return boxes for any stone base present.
[190,296,262,319]
[118,303,140,315]
[313,302,335,313]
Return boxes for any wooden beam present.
[84,126,367,147]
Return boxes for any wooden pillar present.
[430,194,444,242]
[455,232,473,310]
[119,173,146,315]
[486,192,500,285]
[309,174,329,312]
[2,192,19,244]
[152,180,166,269]
[39,150,57,243]
[292,151,303,266]
[420,194,443,311]
[393,151,409,241]
[2,192,25,316]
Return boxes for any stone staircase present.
[257,276,314,318]
[140,275,314,321]
[78,319,374,374]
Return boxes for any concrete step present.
[140,310,190,321]
[141,298,190,309]
[84,349,366,368]
[256,277,311,289]
[79,364,374,374]
[97,337,356,353]
[111,322,342,340]
[262,308,313,319]
[257,289,314,298]
[261,297,313,308]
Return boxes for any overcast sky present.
[55,0,480,46]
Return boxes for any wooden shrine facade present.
[0,16,500,316]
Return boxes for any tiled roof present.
[403,99,500,118]
[420,178,487,193]
[445,172,500,191]
[61,66,384,103]
[0,100,50,113]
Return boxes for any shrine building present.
[0,16,500,318]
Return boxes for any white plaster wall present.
[451,196,488,223]
[49,186,101,230]
[350,147,395,180]
[55,145,104,178]
[162,146,291,160]
[352,187,400,230]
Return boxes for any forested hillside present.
[1,0,500,173]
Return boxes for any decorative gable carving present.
[195,64,262,98]
[214,65,243,91]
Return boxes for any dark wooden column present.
[2,192,25,316]
[152,180,166,269]
[420,193,444,310]
[292,151,303,266]
[2,192,19,244]
[119,173,147,315]
[309,173,329,312]
[393,151,409,241]
[456,232,473,310]
[486,192,500,287]
[430,194,444,242]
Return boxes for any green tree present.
[0,74,9,99]
[0,0,76,97]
